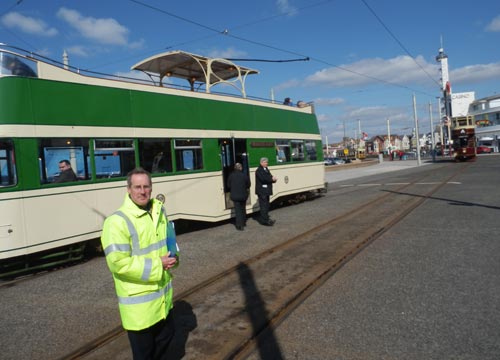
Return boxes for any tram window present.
[39,138,90,184]
[174,139,203,171]
[291,140,305,161]
[0,52,37,77]
[0,139,17,187]
[93,139,136,178]
[138,139,173,174]
[276,140,290,163]
[305,140,317,161]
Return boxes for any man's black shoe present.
[268,219,276,225]
[236,225,244,231]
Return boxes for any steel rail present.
[58,163,468,359]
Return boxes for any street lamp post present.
[429,102,435,162]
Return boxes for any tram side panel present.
[20,186,105,256]
[152,172,228,222]
[0,193,26,259]
[269,162,325,198]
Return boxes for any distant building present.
[451,92,475,117]
[468,94,500,152]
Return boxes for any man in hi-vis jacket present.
[101,168,178,360]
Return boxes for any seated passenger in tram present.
[55,160,78,183]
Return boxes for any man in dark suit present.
[227,163,251,231]
[255,157,277,226]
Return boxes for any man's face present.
[260,160,268,167]
[128,174,152,207]
[59,162,70,172]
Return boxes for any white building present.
[468,94,500,152]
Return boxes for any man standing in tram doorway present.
[101,168,179,360]
[255,157,278,226]
[227,162,251,231]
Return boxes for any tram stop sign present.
[343,148,349,155]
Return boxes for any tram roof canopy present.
[131,50,259,85]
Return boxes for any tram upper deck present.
[0,45,314,114]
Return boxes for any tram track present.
[59,163,468,360]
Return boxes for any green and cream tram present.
[0,45,325,273]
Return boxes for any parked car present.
[324,158,333,165]
[477,146,492,154]
[331,157,345,165]
[324,157,345,165]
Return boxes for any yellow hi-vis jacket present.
[101,194,176,331]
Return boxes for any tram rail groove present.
[59,163,468,360]
[229,165,466,359]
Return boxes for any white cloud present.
[274,78,301,91]
[317,113,329,122]
[66,45,89,57]
[314,97,345,106]
[347,106,390,118]
[1,12,58,36]
[485,15,500,32]
[304,55,437,88]
[207,47,248,60]
[450,62,500,84]
[56,7,129,46]
[276,0,298,16]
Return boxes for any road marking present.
[338,182,461,187]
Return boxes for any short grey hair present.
[260,157,268,163]
[127,167,152,187]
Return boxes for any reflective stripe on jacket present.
[101,194,175,331]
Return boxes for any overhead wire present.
[128,0,437,98]
[0,0,40,50]
[360,0,441,88]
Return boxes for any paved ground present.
[325,157,433,183]
[247,154,500,360]
[2,155,498,360]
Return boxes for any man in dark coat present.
[227,163,250,230]
[55,159,78,183]
[255,157,277,226]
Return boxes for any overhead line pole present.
[413,93,421,166]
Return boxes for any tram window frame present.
[138,138,173,174]
[0,52,38,77]
[291,140,305,161]
[93,139,136,179]
[305,140,317,161]
[0,139,17,187]
[174,139,203,171]
[38,138,91,184]
[276,140,291,163]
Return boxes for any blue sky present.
[2,0,500,143]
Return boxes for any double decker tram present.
[0,45,325,277]
[451,116,476,161]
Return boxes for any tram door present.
[219,138,248,209]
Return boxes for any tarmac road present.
[1,155,498,360]
[325,157,433,183]
[247,154,500,359]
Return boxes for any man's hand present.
[161,254,177,270]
